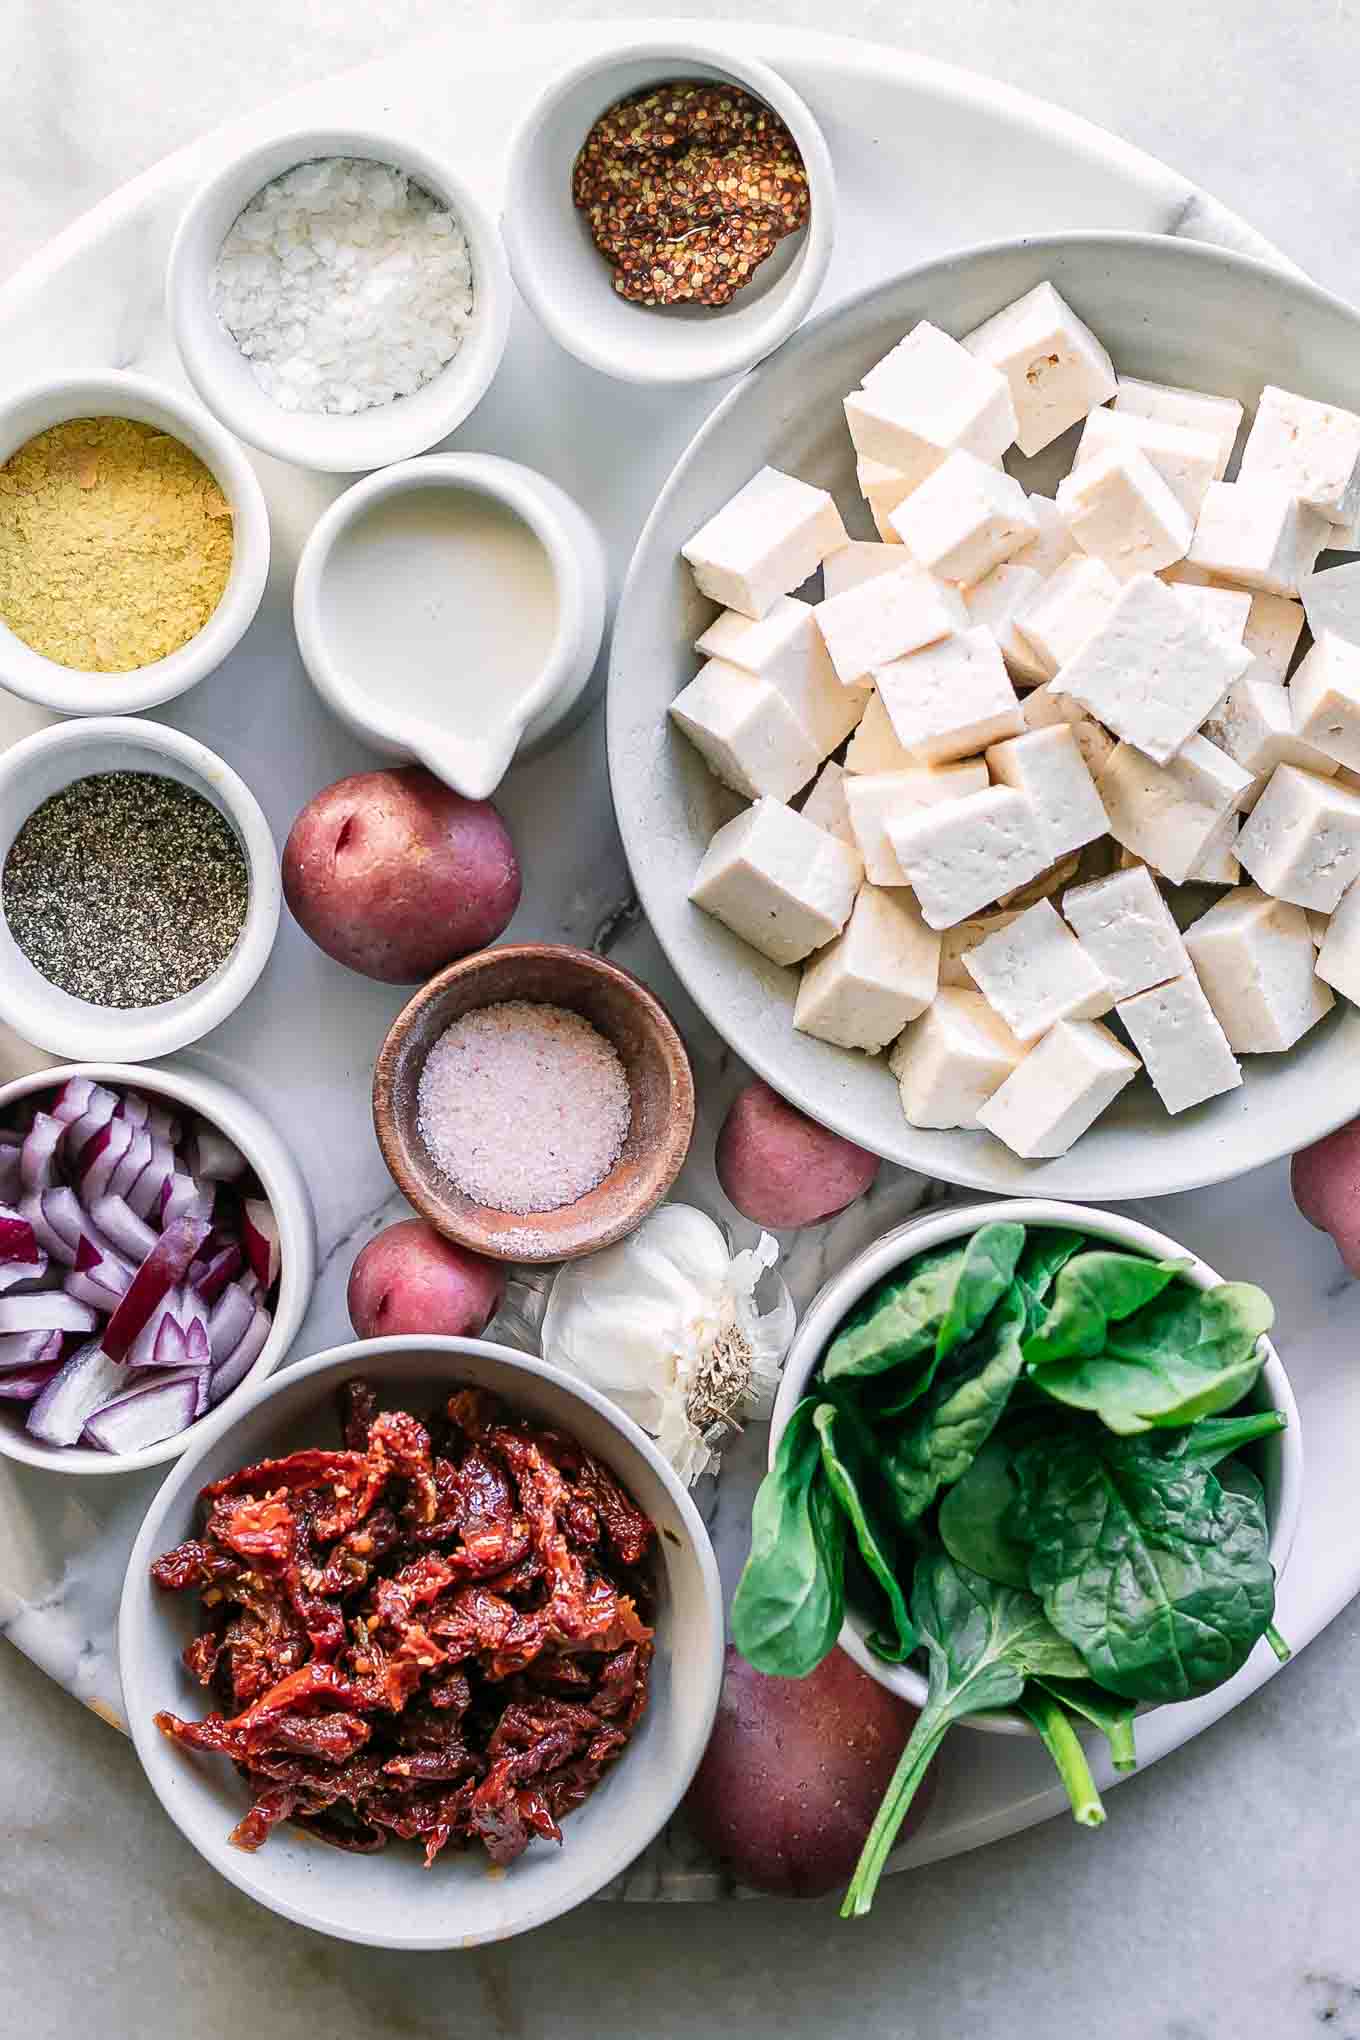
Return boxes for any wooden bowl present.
[373,944,695,1262]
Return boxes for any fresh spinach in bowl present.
[731,1221,1288,1919]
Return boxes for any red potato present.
[686,1645,929,1898]
[283,766,520,984]
[1293,1119,1360,1273]
[348,1220,505,1340]
[716,1079,880,1229]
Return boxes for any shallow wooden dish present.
[373,943,695,1262]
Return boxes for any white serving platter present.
[0,16,1353,1905]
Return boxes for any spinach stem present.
[1018,1690,1107,1828]
[840,1708,952,1918]
[1265,1622,1291,1664]
[1104,1712,1138,1772]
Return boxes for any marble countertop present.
[5,6,1360,2037]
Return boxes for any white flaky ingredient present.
[212,156,475,415]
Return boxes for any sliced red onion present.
[0,1361,64,1401]
[208,1304,271,1406]
[160,1173,214,1232]
[125,1138,175,1221]
[100,1215,211,1362]
[135,1363,209,1418]
[65,1085,120,1155]
[151,1314,189,1371]
[0,1328,63,1374]
[51,1077,99,1125]
[239,1267,262,1302]
[0,1207,40,1265]
[20,1114,64,1194]
[126,1290,180,1369]
[0,1253,47,1295]
[89,1194,157,1264]
[64,1233,134,1312]
[188,1242,243,1304]
[190,1124,248,1182]
[80,1116,134,1202]
[0,1293,98,1335]
[242,1198,280,1290]
[113,1091,149,1129]
[28,1340,128,1445]
[207,1280,254,1363]
[81,1374,199,1453]
[108,1128,152,1202]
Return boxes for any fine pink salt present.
[416,1000,632,1215]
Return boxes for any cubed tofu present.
[1183,885,1334,1051]
[1010,494,1079,579]
[961,282,1117,457]
[1055,573,1250,765]
[1062,863,1191,999]
[1020,684,1117,777]
[814,567,968,684]
[800,759,860,854]
[1074,407,1219,519]
[1307,906,1330,950]
[691,602,867,757]
[682,467,849,619]
[1238,385,1360,525]
[985,726,1107,859]
[995,852,1083,912]
[845,321,1017,483]
[962,897,1113,1041]
[874,627,1023,764]
[844,762,989,885]
[976,1019,1140,1157]
[794,885,941,1051]
[1114,377,1243,480]
[1116,974,1243,1113]
[844,690,918,773]
[1095,738,1253,884]
[1189,811,1241,885]
[855,459,913,543]
[689,799,860,966]
[1316,881,1360,1002]
[1187,481,1331,597]
[669,663,821,800]
[1014,555,1120,671]
[965,564,1052,683]
[1243,591,1307,677]
[1174,584,1252,645]
[823,540,909,598]
[889,451,1038,585]
[938,910,1025,986]
[1301,563,1360,654]
[887,784,1050,929]
[1057,446,1194,581]
[889,987,1026,1127]
[1202,674,1340,803]
[1324,510,1360,554]
[1236,764,1360,910]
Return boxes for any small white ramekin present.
[293,452,608,799]
[0,717,281,1062]
[770,1199,1304,1735]
[168,127,512,473]
[0,1059,315,1475]
[0,371,269,716]
[503,38,836,387]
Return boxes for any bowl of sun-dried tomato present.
[118,1334,724,1947]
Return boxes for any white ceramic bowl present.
[610,231,1360,1199]
[769,1198,1304,1733]
[0,371,269,715]
[119,1335,725,1947]
[502,37,835,388]
[293,453,608,799]
[168,127,512,473]
[0,1059,315,1475]
[0,717,281,1061]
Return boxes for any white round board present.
[0,16,1350,1904]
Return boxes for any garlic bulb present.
[539,1203,795,1484]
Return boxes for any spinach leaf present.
[731,1399,845,1677]
[1031,1677,1139,1772]
[937,1435,1031,1589]
[822,1223,1025,1395]
[814,1401,915,1663]
[1173,1409,1287,1467]
[1015,1688,1107,1827]
[1012,1228,1088,1335]
[1022,1251,1186,1368]
[1027,1281,1274,1434]
[881,1284,1028,1528]
[1010,1430,1276,1703]
[840,1557,1094,1918]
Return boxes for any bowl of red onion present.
[0,1062,315,1473]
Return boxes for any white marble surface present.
[4,6,1360,2035]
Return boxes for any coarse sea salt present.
[417,1001,632,1215]
[212,155,475,416]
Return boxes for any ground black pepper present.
[2,771,250,1007]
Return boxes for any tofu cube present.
[1116,975,1243,1113]
[1301,560,1360,650]
[962,897,1113,1041]
[844,690,917,774]
[1316,880,1360,1003]
[1075,407,1219,519]
[1236,764,1360,910]
[1057,446,1194,581]
[1325,509,1360,554]
[845,761,989,885]
[889,451,1038,585]
[846,321,1017,483]
[815,567,968,685]
[1238,385,1360,524]
[887,784,1050,929]
[889,987,1026,1127]
[985,726,1107,859]
[1010,494,1079,579]
[1174,584,1252,645]
[683,467,849,619]
[1014,556,1120,672]
[1020,683,1117,777]
[794,885,941,1051]
[856,460,913,543]
[1201,674,1340,802]
[1187,481,1331,597]
[689,799,860,966]
[1062,864,1190,999]
[1095,738,1253,884]
[1183,885,1334,1051]
[1189,811,1241,885]
[1243,591,1307,676]
[939,909,1025,986]
[976,1019,1140,1157]
[874,626,1023,764]
[799,759,860,855]
[1056,573,1250,766]
[823,540,909,598]
[965,563,1053,683]
[961,282,1117,457]
[669,663,821,801]
[1115,377,1243,480]
[692,601,866,757]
